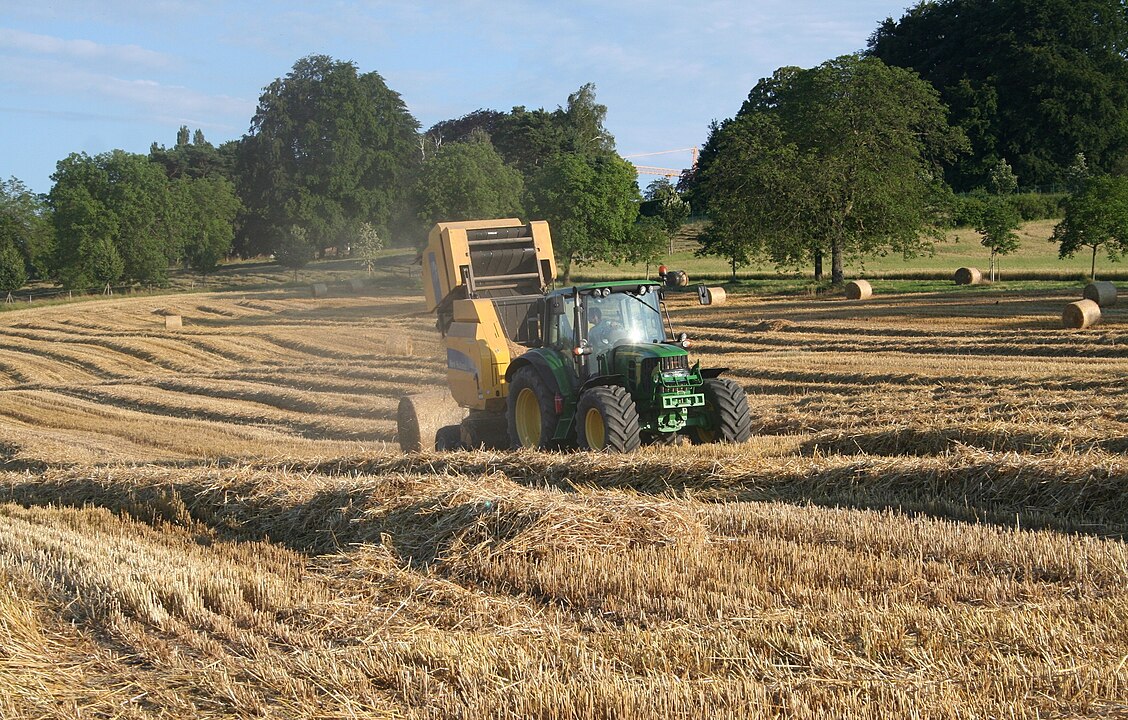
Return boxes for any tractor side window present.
[547,296,574,350]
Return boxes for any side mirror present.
[547,295,566,316]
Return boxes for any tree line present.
[687,0,1128,282]
[0,55,670,293]
[3,0,1128,293]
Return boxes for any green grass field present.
[7,217,1124,318]
[574,219,1128,283]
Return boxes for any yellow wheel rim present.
[515,387,541,447]
[584,407,606,450]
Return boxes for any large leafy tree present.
[693,56,965,284]
[410,133,524,236]
[236,55,420,256]
[868,0,1128,189]
[422,83,615,178]
[490,106,569,176]
[49,151,175,286]
[1052,175,1128,278]
[175,176,240,276]
[527,152,641,284]
[692,114,801,278]
[0,177,54,279]
[555,83,616,157]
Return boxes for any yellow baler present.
[419,219,556,413]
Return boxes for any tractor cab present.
[545,282,672,378]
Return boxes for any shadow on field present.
[799,427,1128,457]
[2,447,1123,561]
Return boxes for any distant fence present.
[2,283,166,307]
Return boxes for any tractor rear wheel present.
[507,367,558,449]
[689,378,752,444]
[577,386,641,453]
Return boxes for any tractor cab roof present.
[546,281,662,298]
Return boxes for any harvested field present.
[0,283,1125,718]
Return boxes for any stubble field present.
[0,279,1124,719]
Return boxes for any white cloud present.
[0,54,252,132]
[0,27,172,68]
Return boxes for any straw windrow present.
[0,284,1123,717]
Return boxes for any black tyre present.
[576,385,641,453]
[460,410,509,449]
[689,378,752,444]
[507,366,558,449]
[434,424,464,451]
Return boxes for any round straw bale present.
[1062,299,1101,329]
[384,335,414,356]
[1082,281,1117,307]
[163,314,183,330]
[954,267,982,285]
[348,278,367,293]
[310,283,329,298]
[397,391,467,451]
[706,286,727,305]
[844,280,872,300]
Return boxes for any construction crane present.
[624,147,698,179]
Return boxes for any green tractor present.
[400,219,751,453]
[505,281,751,451]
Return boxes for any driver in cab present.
[587,305,617,349]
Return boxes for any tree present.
[0,243,28,294]
[869,0,1128,189]
[83,235,125,287]
[410,134,524,236]
[175,176,240,276]
[974,195,1022,281]
[642,178,690,253]
[275,225,316,279]
[235,55,420,256]
[352,221,384,274]
[627,216,668,268]
[555,83,615,156]
[987,159,1018,195]
[150,128,234,182]
[49,151,175,286]
[1065,152,1090,194]
[422,83,616,179]
[422,109,506,157]
[99,151,176,284]
[692,114,799,278]
[527,153,641,284]
[1052,175,1128,278]
[0,177,53,279]
[693,56,966,284]
[490,106,569,176]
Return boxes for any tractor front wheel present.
[689,378,752,444]
[507,367,558,449]
[577,386,641,453]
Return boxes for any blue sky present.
[1,1,912,195]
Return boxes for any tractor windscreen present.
[587,290,665,350]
